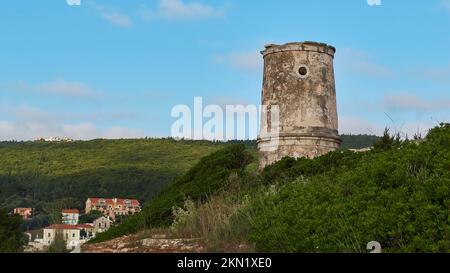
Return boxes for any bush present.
[248,123,450,253]
[47,231,69,253]
[79,210,103,224]
[0,209,26,253]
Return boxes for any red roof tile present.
[62,209,79,214]
[14,208,33,212]
[45,224,93,230]
[87,197,140,207]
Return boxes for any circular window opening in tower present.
[298,66,308,76]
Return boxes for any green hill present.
[0,139,236,227]
[340,134,380,150]
[0,135,377,231]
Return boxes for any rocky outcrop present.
[81,232,206,253]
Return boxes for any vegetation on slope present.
[0,208,27,253]
[0,139,232,229]
[0,133,378,241]
[90,144,254,243]
[248,124,450,252]
[129,124,448,253]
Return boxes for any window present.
[298,65,309,78]
[299,66,308,76]
[48,233,51,237]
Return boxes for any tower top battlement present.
[261,41,336,57]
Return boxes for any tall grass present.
[169,172,257,252]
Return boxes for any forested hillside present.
[0,139,236,228]
[340,134,380,149]
[0,135,377,231]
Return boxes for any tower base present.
[257,132,342,170]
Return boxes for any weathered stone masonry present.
[258,42,341,169]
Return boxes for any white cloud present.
[397,121,439,138]
[99,11,133,28]
[441,0,450,10]
[339,115,442,138]
[340,116,384,135]
[383,93,450,113]
[140,0,226,21]
[8,79,97,99]
[228,52,263,72]
[63,123,144,140]
[213,51,263,73]
[0,120,145,141]
[37,79,96,97]
[86,2,133,28]
[66,0,81,6]
[337,48,393,78]
[367,0,382,6]
[103,126,145,139]
[420,65,450,84]
[0,106,145,141]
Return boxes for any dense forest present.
[0,139,232,229]
[90,125,449,252]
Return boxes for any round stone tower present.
[258,41,341,169]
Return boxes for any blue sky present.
[0,0,449,140]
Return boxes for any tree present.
[80,229,87,239]
[373,128,401,151]
[0,208,26,253]
[47,230,69,253]
[79,210,104,224]
[43,198,81,224]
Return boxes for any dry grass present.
[169,173,257,252]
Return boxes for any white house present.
[43,224,93,249]
[62,209,79,225]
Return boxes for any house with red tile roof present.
[13,208,33,220]
[85,197,141,220]
[43,224,94,249]
[62,209,80,225]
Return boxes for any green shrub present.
[248,123,450,253]
[47,231,69,253]
[0,209,26,253]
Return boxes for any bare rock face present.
[258,42,341,169]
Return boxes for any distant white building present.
[36,136,74,142]
[42,224,93,250]
[62,209,80,225]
